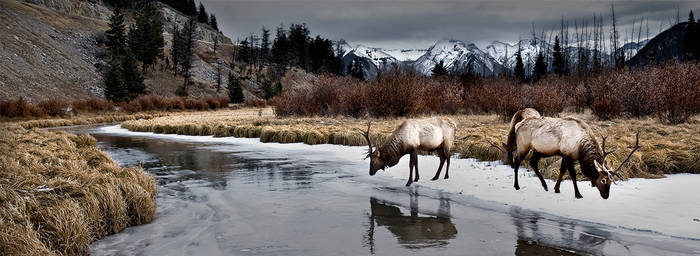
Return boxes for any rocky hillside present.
[0,0,109,102]
[0,0,307,102]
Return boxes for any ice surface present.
[97,125,700,240]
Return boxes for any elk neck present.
[378,136,405,168]
[578,137,603,180]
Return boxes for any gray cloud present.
[199,0,700,49]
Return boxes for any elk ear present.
[375,151,381,158]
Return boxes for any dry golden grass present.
[5,112,168,129]
[121,108,700,180]
[0,125,157,255]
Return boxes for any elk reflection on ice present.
[364,193,457,252]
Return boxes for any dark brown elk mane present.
[578,137,603,180]
[378,136,405,169]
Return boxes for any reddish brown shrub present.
[243,98,267,108]
[184,98,209,111]
[71,98,114,113]
[651,62,700,124]
[37,98,69,117]
[526,79,567,117]
[0,98,38,118]
[202,96,228,110]
[590,72,623,120]
[165,97,185,110]
[119,101,142,113]
[366,71,428,116]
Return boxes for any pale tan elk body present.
[495,108,640,199]
[360,117,457,186]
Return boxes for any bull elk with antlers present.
[360,117,457,186]
[488,108,641,199]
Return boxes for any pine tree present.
[171,24,184,73]
[197,2,208,24]
[288,24,310,69]
[104,59,127,102]
[514,49,525,82]
[431,60,448,77]
[552,36,566,76]
[349,57,365,80]
[105,8,127,56]
[122,50,146,99]
[177,16,196,96]
[227,72,244,103]
[238,39,251,64]
[533,51,547,82]
[261,27,270,64]
[271,25,288,68]
[685,10,698,61]
[210,14,218,31]
[129,2,164,72]
[187,0,196,16]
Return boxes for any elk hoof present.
[575,193,583,199]
[414,177,419,182]
[514,185,520,190]
[543,186,548,192]
[554,188,560,193]
[444,175,449,179]
[405,181,413,187]
[431,176,439,181]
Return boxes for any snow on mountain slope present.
[382,48,428,62]
[414,39,503,76]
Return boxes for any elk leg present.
[567,159,583,199]
[444,155,450,179]
[412,150,420,182]
[554,158,567,193]
[406,151,416,186]
[513,155,522,190]
[529,151,548,191]
[431,149,446,181]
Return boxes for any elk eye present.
[601,179,607,185]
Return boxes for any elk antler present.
[356,121,373,158]
[600,135,619,166]
[610,132,642,182]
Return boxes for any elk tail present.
[506,108,541,152]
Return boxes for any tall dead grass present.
[121,108,700,180]
[0,125,156,255]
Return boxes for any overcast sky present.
[199,0,700,49]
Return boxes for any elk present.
[488,108,641,199]
[359,117,457,186]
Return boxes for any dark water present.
[76,126,699,256]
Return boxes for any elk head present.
[594,132,641,199]
[359,121,384,176]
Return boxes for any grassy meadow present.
[122,108,700,180]
[0,125,157,255]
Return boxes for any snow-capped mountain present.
[382,48,428,62]
[341,44,400,79]
[414,39,503,76]
[484,39,546,71]
[337,37,650,79]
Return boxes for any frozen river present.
[76,125,700,256]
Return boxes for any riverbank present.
[5,112,168,129]
[0,125,156,255]
[120,108,700,180]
